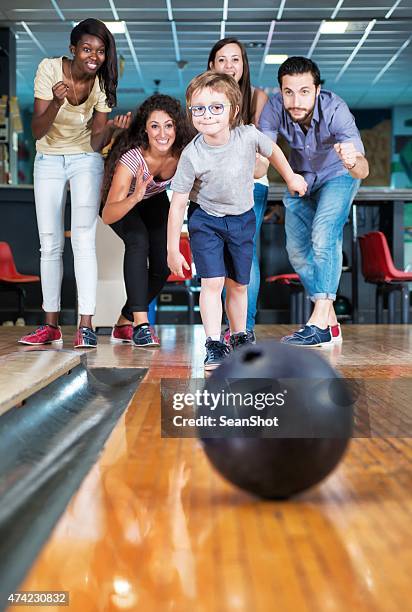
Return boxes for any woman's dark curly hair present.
[102,94,193,204]
[70,18,118,108]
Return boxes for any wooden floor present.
[2,325,412,612]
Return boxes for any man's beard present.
[285,103,315,125]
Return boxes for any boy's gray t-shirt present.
[171,124,274,217]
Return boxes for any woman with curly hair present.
[19,18,130,349]
[101,94,192,347]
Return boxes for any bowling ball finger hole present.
[241,350,262,363]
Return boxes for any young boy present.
[168,71,307,370]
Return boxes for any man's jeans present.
[283,174,360,301]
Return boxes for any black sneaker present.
[204,338,230,371]
[132,324,160,347]
[73,327,97,348]
[246,329,256,344]
[220,327,231,345]
[281,324,332,347]
[230,331,252,350]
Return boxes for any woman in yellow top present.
[19,18,130,349]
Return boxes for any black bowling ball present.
[199,341,353,499]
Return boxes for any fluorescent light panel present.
[108,0,120,21]
[165,0,173,21]
[50,0,65,21]
[330,0,345,20]
[258,20,276,81]
[265,54,288,65]
[72,20,125,34]
[372,34,412,84]
[320,21,348,34]
[20,21,48,55]
[335,19,376,82]
[307,22,323,58]
[385,0,402,19]
[104,21,125,34]
[277,0,286,20]
[223,0,228,21]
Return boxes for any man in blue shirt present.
[260,56,369,346]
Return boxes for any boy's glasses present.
[188,103,231,117]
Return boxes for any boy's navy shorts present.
[187,202,256,285]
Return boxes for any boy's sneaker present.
[230,331,253,350]
[221,327,231,345]
[111,324,133,344]
[18,325,63,346]
[74,327,97,348]
[281,324,332,347]
[222,328,256,346]
[246,329,256,344]
[132,324,160,347]
[330,323,343,343]
[204,338,230,371]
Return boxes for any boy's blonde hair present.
[185,71,242,128]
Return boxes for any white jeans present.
[34,152,104,315]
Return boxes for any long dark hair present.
[102,94,193,204]
[207,37,252,125]
[70,18,118,108]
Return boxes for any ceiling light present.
[104,21,126,34]
[73,21,126,34]
[246,42,264,48]
[265,54,288,64]
[320,21,348,34]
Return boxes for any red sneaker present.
[18,324,63,346]
[330,323,343,343]
[111,324,133,344]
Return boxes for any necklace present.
[69,60,93,123]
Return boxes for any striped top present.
[119,147,173,199]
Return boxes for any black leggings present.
[109,190,170,321]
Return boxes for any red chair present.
[358,231,412,323]
[158,235,196,324]
[0,242,40,320]
[266,273,312,323]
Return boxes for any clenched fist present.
[52,81,69,108]
[334,142,359,170]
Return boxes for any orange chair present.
[159,235,196,323]
[0,242,40,320]
[359,231,412,323]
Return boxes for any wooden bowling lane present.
[3,324,412,612]
[1,324,412,371]
[0,350,81,416]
